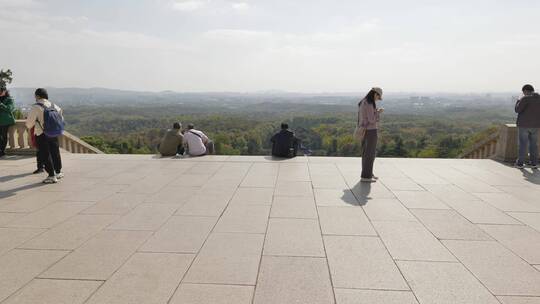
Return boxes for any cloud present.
[172,0,207,11]
[231,2,249,11]
[0,0,38,8]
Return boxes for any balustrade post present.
[16,124,26,149]
[7,126,16,149]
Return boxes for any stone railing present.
[461,124,540,162]
[460,131,499,160]
[5,120,103,155]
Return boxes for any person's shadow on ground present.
[345,181,372,206]
[520,168,540,185]
[0,172,33,184]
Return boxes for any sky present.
[1,0,539,93]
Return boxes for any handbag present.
[354,103,366,142]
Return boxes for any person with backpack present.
[356,87,384,183]
[271,123,300,158]
[0,85,16,158]
[183,123,214,156]
[25,88,65,184]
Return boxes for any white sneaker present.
[361,177,377,183]
[56,172,65,179]
[43,176,58,184]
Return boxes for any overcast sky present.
[1,0,539,93]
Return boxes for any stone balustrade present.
[5,120,103,155]
[461,124,540,162]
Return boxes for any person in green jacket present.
[0,85,15,157]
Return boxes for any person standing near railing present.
[25,88,65,184]
[0,85,16,158]
[515,84,540,169]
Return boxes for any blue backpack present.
[36,103,65,137]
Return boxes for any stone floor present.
[1,154,540,304]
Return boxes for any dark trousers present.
[0,125,9,155]
[361,129,378,178]
[36,151,44,169]
[36,134,62,177]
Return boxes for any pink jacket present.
[358,99,379,130]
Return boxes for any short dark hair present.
[281,123,289,130]
[35,88,49,99]
[187,123,195,130]
[173,122,182,129]
[522,84,535,93]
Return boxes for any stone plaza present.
[1,154,540,303]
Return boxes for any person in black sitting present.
[271,123,300,158]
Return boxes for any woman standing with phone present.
[357,87,384,182]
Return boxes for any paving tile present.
[474,193,540,212]
[443,199,521,225]
[373,221,455,262]
[312,176,349,189]
[0,249,69,302]
[81,193,149,215]
[393,191,450,209]
[241,163,278,188]
[479,224,540,264]
[264,218,325,257]
[40,230,152,280]
[107,203,178,231]
[509,212,540,232]
[7,202,93,229]
[175,194,231,217]
[19,215,118,250]
[143,186,199,204]
[363,199,416,221]
[0,213,25,226]
[215,205,270,234]
[334,289,419,304]
[270,196,318,219]
[140,216,217,253]
[0,192,64,213]
[86,253,193,304]
[397,260,500,304]
[59,185,126,202]
[318,206,376,236]
[423,184,480,203]
[444,240,540,296]
[350,182,396,202]
[277,164,311,182]
[0,228,45,255]
[253,256,334,304]
[170,284,254,304]
[230,187,274,205]
[274,181,313,197]
[498,296,540,304]
[381,177,424,191]
[412,209,492,240]
[314,188,359,206]
[3,279,102,304]
[184,233,264,285]
[324,236,409,290]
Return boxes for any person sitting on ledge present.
[183,123,214,156]
[158,122,184,157]
[271,123,300,158]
